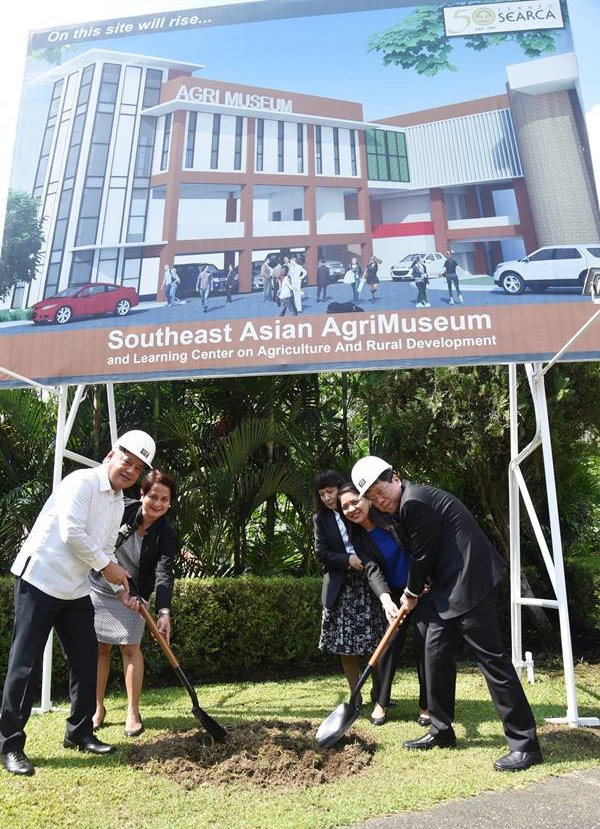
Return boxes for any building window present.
[210,114,221,170]
[349,129,357,176]
[34,78,63,199]
[365,128,409,182]
[293,207,303,221]
[256,118,264,171]
[160,113,172,171]
[134,116,156,178]
[277,121,285,172]
[297,123,304,173]
[272,210,282,221]
[234,116,243,170]
[142,69,163,108]
[186,112,197,168]
[315,125,322,174]
[333,127,340,175]
[69,250,94,286]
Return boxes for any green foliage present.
[0,575,332,694]
[0,388,57,570]
[0,190,44,300]
[0,308,32,322]
[368,1,568,77]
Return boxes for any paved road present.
[0,277,586,337]
[347,767,600,829]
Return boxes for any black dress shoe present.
[403,731,456,750]
[63,735,115,755]
[1,750,35,776]
[417,715,431,727]
[370,712,387,726]
[494,750,543,771]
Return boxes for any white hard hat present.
[352,456,392,497]
[114,430,156,468]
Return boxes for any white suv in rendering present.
[494,244,600,294]
[390,252,447,281]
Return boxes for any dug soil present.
[127,719,375,789]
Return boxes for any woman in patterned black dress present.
[90,469,178,737]
[314,470,387,700]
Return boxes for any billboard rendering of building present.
[0,0,598,387]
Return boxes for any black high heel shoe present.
[92,704,106,731]
[124,715,145,738]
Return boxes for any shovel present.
[136,598,227,742]
[315,612,403,748]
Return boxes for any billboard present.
[1,0,599,388]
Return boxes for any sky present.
[0,0,591,231]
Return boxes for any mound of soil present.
[127,719,375,789]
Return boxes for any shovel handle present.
[138,602,180,670]
[367,612,403,668]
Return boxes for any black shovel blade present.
[315,701,361,749]
[191,704,228,743]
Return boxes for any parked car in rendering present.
[32,282,139,324]
[390,252,447,280]
[494,244,600,294]
[174,263,239,297]
[322,260,346,282]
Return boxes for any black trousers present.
[372,588,428,711]
[0,579,98,753]
[425,592,539,752]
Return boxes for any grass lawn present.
[1,664,599,829]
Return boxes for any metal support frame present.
[36,382,118,712]
[508,304,600,728]
[0,368,118,714]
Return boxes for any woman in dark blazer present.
[314,470,387,700]
[338,482,432,726]
[90,469,178,737]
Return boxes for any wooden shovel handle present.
[367,613,403,668]
[138,602,180,670]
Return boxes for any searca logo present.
[471,7,496,26]
[444,2,564,37]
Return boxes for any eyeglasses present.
[116,447,145,475]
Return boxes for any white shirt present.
[333,511,356,556]
[11,465,124,600]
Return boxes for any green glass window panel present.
[365,129,376,152]
[375,130,386,151]
[367,154,378,179]
[377,157,388,180]
[389,156,400,180]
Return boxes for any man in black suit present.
[351,456,542,772]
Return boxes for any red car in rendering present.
[32,283,139,325]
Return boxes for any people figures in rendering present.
[288,255,307,313]
[350,257,362,302]
[271,258,283,305]
[316,258,330,302]
[338,482,430,727]
[351,456,542,772]
[314,471,386,704]
[261,257,273,302]
[90,469,177,738]
[0,430,156,777]
[443,250,463,306]
[225,265,236,303]
[411,255,430,308]
[196,265,212,313]
[277,265,297,316]
[162,265,175,306]
[364,255,382,303]
[167,265,182,305]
